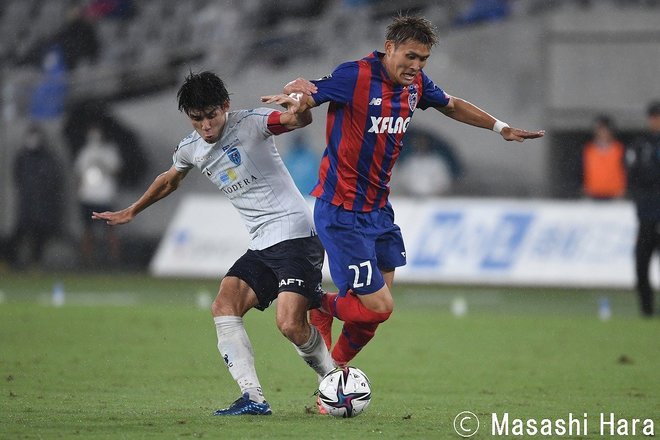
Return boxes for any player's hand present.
[283,77,317,96]
[501,127,545,142]
[91,209,133,226]
[261,93,306,114]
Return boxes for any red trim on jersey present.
[386,76,420,176]
[388,85,412,178]
[333,59,372,210]
[266,111,291,135]
[362,75,393,211]
[311,103,337,198]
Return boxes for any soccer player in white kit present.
[92,71,335,415]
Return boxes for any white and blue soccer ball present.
[317,366,371,418]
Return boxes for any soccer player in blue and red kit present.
[280,14,544,382]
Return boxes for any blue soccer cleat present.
[212,393,272,416]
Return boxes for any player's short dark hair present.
[177,71,230,115]
[386,14,438,49]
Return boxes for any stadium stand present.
[1,0,660,270]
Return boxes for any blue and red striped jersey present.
[310,50,450,212]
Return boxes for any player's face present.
[384,39,431,86]
[187,104,229,144]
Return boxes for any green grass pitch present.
[1,273,658,439]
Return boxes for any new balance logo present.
[369,97,382,105]
[368,116,411,134]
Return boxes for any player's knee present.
[276,317,307,345]
[376,298,394,315]
[369,308,392,324]
[211,290,246,317]
[360,299,393,323]
[211,295,230,317]
[361,294,394,315]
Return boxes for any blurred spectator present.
[74,124,122,267]
[64,100,147,188]
[255,0,328,28]
[581,115,626,199]
[7,124,65,269]
[29,46,69,121]
[454,0,511,26]
[393,128,463,197]
[282,133,320,195]
[624,101,660,317]
[18,3,99,70]
[83,0,135,21]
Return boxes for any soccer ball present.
[317,366,371,418]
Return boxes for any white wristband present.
[492,120,509,134]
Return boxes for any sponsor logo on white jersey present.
[367,116,411,134]
[222,175,257,196]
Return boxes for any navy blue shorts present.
[225,236,325,311]
[314,198,407,295]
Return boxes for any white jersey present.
[172,108,315,250]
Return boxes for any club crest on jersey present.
[227,147,241,165]
[408,85,418,111]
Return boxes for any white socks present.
[294,325,336,380]
[214,316,335,404]
[214,316,265,403]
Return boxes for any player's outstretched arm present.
[282,77,318,110]
[283,77,317,96]
[92,166,187,225]
[438,96,545,142]
[260,93,313,130]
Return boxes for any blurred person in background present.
[625,101,660,317]
[17,3,99,70]
[581,115,626,200]
[393,128,463,197]
[74,124,122,268]
[92,71,335,415]
[281,14,544,411]
[7,124,65,269]
[29,46,69,122]
[453,0,511,26]
[64,100,148,189]
[82,0,135,20]
[282,133,320,195]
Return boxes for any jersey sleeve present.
[172,136,195,172]
[417,71,451,110]
[240,107,285,137]
[265,110,291,135]
[311,61,359,106]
